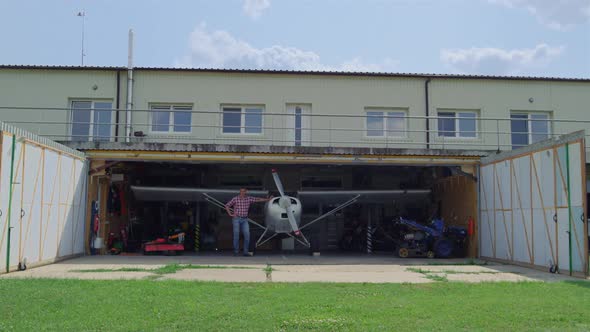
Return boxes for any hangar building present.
[0,65,587,276]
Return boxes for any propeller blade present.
[271,169,286,197]
[286,207,301,236]
[272,169,300,235]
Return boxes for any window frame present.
[436,110,479,139]
[149,104,193,134]
[510,111,551,147]
[285,103,312,147]
[363,108,408,139]
[69,99,115,142]
[220,104,265,135]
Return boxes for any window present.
[150,105,192,133]
[222,105,263,134]
[295,106,303,144]
[365,109,407,137]
[437,110,477,138]
[71,100,113,141]
[286,104,311,147]
[510,112,550,148]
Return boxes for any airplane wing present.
[130,186,269,202]
[297,189,431,204]
[296,189,430,231]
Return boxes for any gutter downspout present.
[5,134,15,273]
[424,78,432,149]
[125,29,134,143]
[115,70,121,142]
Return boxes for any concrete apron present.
[0,255,581,283]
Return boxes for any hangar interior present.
[88,162,478,257]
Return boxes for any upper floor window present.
[222,105,263,134]
[437,110,477,138]
[510,112,550,148]
[150,105,192,133]
[71,100,113,142]
[365,108,407,137]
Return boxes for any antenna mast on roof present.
[77,10,86,66]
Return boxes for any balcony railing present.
[0,106,588,152]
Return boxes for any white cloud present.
[338,58,400,72]
[176,23,399,72]
[440,44,564,75]
[243,0,271,19]
[487,0,590,29]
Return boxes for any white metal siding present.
[480,131,588,275]
[0,123,87,272]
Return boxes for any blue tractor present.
[394,217,467,258]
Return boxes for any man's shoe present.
[243,253,252,257]
[233,252,238,257]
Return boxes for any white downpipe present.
[125,29,134,142]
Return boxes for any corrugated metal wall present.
[0,123,88,273]
[480,131,588,275]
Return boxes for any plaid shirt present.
[225,196,260,217]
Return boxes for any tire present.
[398,247,409,258]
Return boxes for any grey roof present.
[0,64,125,71]
[1,64,589,82]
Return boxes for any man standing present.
[225,188,272,256]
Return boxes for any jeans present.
[232,217,250,254]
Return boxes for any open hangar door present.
[433,171,478,258]
[100,161,474,258]
[480,131,588,276]
[0,123,88,273]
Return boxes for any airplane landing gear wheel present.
[398,247,409,258]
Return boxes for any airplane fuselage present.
[265,196,302,233]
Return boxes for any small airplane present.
[187,169,360,247]
[131,169,430,248]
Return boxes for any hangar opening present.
[1,124,586,276]
[88,162,477,258]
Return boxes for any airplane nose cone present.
[278,197,290,209]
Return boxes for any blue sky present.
[0,0,589,77]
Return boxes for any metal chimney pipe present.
[125,29,134,142]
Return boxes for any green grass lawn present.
[1,279,589,331]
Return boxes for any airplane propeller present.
[271,169,301,236]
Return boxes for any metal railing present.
[0,106,588,152]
